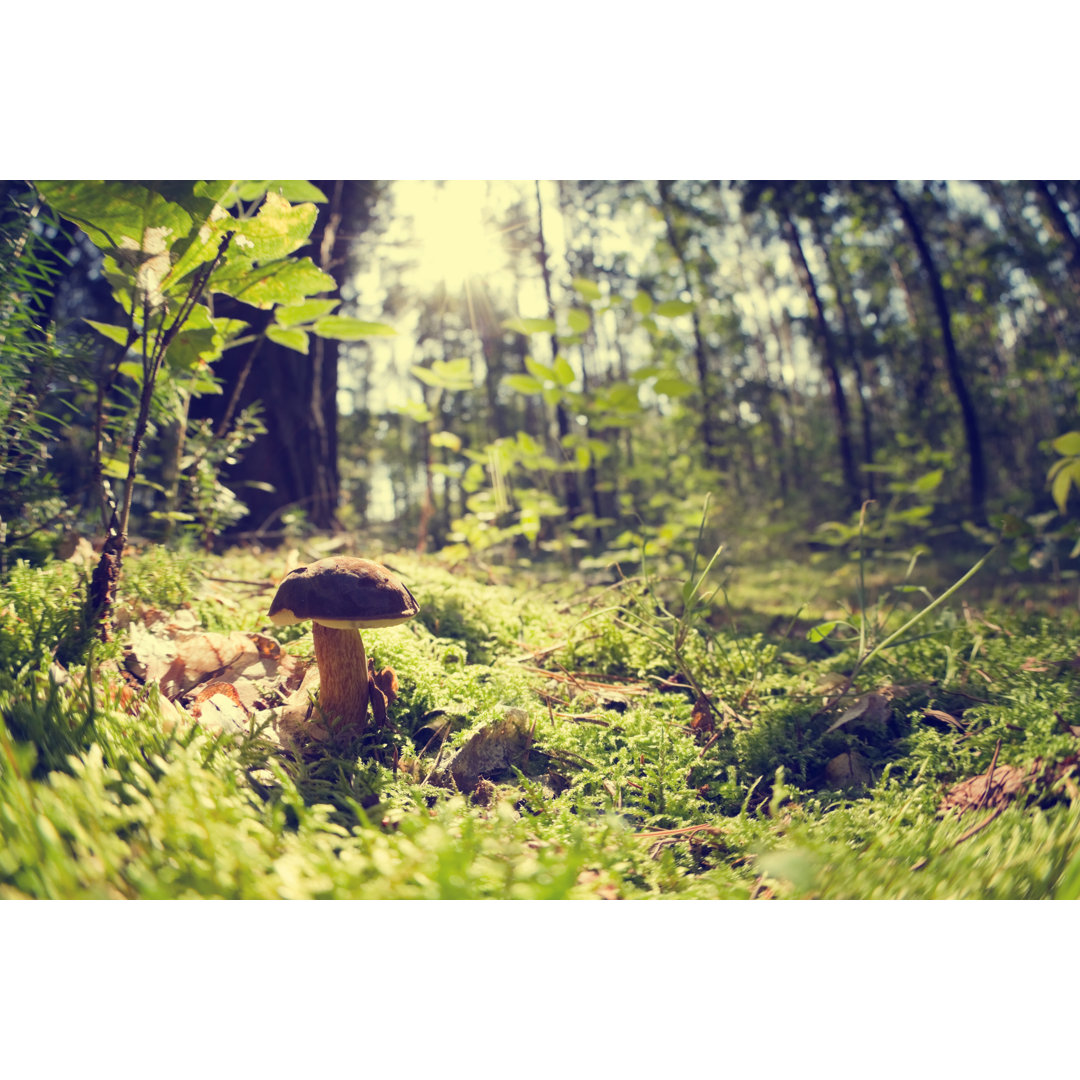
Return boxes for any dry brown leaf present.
[923,707,965,731]
[690,694,715,739]
[938,762,1039,816]
[824,749,873,790]
[442,708,534,792]
[824,692,892,735]
[939,755,1080,817]
[1019,657,1051,672]
[190,681,250,735]
[126,621,300,707]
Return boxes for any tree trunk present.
[890,182,987,519]
[535,181,582,522]
[190,181,374,537]
[812,218,875,500]
[1035,180,1080,282]
[781,206,861,509]
[657,180,722,472]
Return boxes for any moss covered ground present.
[2,539,1079,900]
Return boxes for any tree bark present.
[191,180,376,536]
[811,216,875,500]
[535,181,582,522]
[657,180,722,471]
[890,182,987,519]
[780,206,861,509]
[1034,180,1080,287]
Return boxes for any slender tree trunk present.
[812,219,875,500]
[657,180,722,471]
[535,181,582,522]
[1035,180,1080,282]
[780,206,860,509]
[890,182,987,519]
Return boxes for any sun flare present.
[395,180,511,294]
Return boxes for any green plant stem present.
[852,544,997,678]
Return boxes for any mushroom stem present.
[311,621,370,735]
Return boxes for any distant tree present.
[190,180,379,536]
[889,181,987,520]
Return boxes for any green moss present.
[2,543,1079,898]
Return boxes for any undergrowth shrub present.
[0,559,86,675]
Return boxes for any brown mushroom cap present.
[267,556,419,630]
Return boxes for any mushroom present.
[267,556,419,738]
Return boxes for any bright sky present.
[345,180,571,415]
[391,180,528,294]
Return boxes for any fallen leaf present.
[939,755,1080,816]
[824,749,873,790]
[938,762,1039,816]
[442,708,534,792]
[689,694,715,739]
[190,681,250,735]
[824,692,891,735]
[126,622,300,707]
[922,708,965,731]
[367,662,399,728]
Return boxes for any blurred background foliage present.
[4,179,1080,587]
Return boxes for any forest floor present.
[2,534,1080,899]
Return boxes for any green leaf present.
[192,181,233,203]
[991,513,1034,538]
[166,207,234,289]
[117,360,144,383]
[1048,458,1070,482]
[313,315,397,339]
[229,181,327,205]
[1052,431,1080,457]
[1052,460,1080,514]
[158,305,246,374]
[525,356,555,383]
[85,320,133,348]
[412,358,473,391]
[653,375,694,398]
[233,192,318,261]
[502,316,557,335]
[604,382,641,411]
[275,299,340,327]
[911,468,944,494]
[807,621,837,643]
[265,325,310,354]
[572,278,603,302]
[269,181,328,204]
[517,431,542,456]
[503,374,544,395]
[396,400,434,424]
[431,431,463,452]
[149,510,197,522]
[210,257,336,308]
[163,308,222,372]
[34,181,195,253]
[565,308,591,334]
[552,355,575,387]
[655,299,695,317]
[632,290,654,316]
[101,455,130,479]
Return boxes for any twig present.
[550,711,610,726]
[975,738,1003,813]
[634,823,722,840]
[952,806,1004,847]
